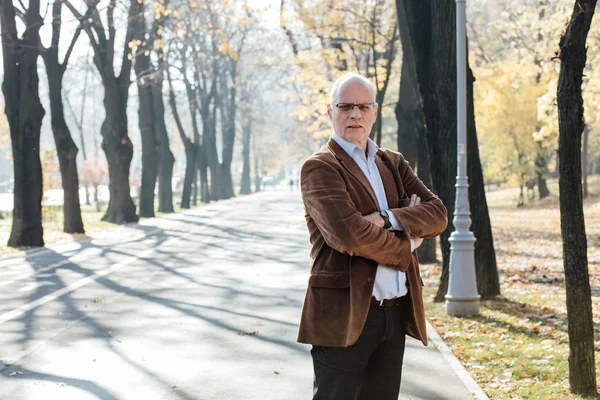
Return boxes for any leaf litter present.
[422,187,600,399]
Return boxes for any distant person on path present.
[298,72,447,400]
[290,178,295,192]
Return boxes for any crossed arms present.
[301,155,447,272]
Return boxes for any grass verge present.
[0,195,203,258]
[423,174,600,399]
[423,273,600,399]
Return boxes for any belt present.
[370,296,403,307]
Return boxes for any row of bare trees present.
[0,0,260,247]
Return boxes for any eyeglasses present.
[333,103,376,112]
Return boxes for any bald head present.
[329,73,376,105]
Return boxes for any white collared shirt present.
[331,132,411,300]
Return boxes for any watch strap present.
[380,210,392,230]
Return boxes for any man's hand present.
[361,194,424,248]
[408,193,421,207]
[362,211,385,228]
[408,194,424,250]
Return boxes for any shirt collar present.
[331,131,379,160]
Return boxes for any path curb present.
[426,322,490,400]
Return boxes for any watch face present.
[380,210,391,228]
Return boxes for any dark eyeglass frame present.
[333,103,376,112]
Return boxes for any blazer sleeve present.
[301,157,412,271]
[388,156,448,239]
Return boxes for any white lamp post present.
[445,0,480,316]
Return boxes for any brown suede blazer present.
[297,138,447,348]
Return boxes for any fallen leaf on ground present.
[494,372,512,382]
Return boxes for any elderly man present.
[298,72,448,400]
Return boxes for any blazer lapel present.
[327,138,378,208]
[375,152,399,209]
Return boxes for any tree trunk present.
[137,82,159,218]
[2,0,45,247]
[370,25,397,147]
[556,1,597,395]
[533,2,551,200]
[180,144,196,209]
[254,176,261,193]
[135,27,159,218]
[221,121,235,199]
[396,0,435,262]
[252,133,261,193]
[78,65,90,161]
[134,4,173,217]
[400,0,499,301]
[192,165,198,207]
[582,124,589,198]
[395,54,418,165]
[374,91,385,146]
[44,61,85,234]
[185,78,206,206]
[101,92,138,224]
[536,143,551,199]
[220,67,236,200]
[198,144,209,203]
[94,183,101,212]
[203,109,221,201]
[220,164,234,199]
[42,4,85,235]
[73,0,140,225]
[64,52,91,208]
[417,238,437,263]
[240,121,252,195]
[185,76,212,204]
[85,185,91,206]
[154,81,175,213]
[167,70,195,209]
[415,116,437,263]
[518,184,525,207]
[466,62,500,298]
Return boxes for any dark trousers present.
[311,302,407,400]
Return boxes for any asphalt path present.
[0,191,476,400]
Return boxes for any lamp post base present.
[446,231,480,316]
[445,295,480,316]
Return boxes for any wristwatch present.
[380,210,393,230]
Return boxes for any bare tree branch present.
[42,0,51,20]
[13,6,26,23]
[50,0,62,51]
[16,0,27,14]
[1,0,20,61]
[62,0,82,19]
[280,0,299,56]
[117,0,137,85]
[107,0,116,50]
[62,0,105,76]
[62,25,83,68]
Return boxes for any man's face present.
[327,79,378,149]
